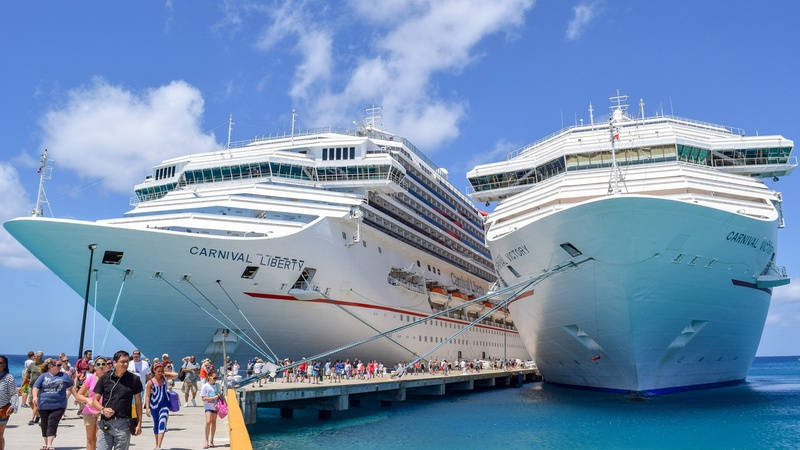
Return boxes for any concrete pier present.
[237,368,540,425]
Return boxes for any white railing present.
[503,114,748,161]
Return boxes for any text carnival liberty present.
[189,246,304,270]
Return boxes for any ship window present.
[507,265,521,278]
[241,266,259,279]
[560,242,582,257]
[349,147,355,159]
[336,148,342,159]
[417,260,421,267]
[102,251,124,265]
[322,148,328,160]
[292,268,316,289]
[378,246,382,254]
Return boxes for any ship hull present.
[489,196,776,393]
[5,217,527,365]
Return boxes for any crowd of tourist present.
[0,349,526,449]
[1,349,227,450]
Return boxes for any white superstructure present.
[5,119,527,365]
[467,94,795,394]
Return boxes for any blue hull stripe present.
[546,378,745,396]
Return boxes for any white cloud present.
[765,313,782,325]
[40,78,219,192]
[255,2,332,101]
[0,163,43,269]
[773,279,800,303]
[566,1,599,41]
[164,0,175,33]
[253,0,534,150]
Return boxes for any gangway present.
[236,257,594,388]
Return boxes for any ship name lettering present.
[190,247,300,269]
[725,232,774,254]
[505,244,530,261]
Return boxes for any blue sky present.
[1,1,799,356]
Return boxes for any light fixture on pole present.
[79,244,97,358]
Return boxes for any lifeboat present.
[428,287,449,306]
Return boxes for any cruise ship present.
[467,93,795,394]
[4,114,528,366]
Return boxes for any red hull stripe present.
[243,291,522,334]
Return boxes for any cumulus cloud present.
[773,278,800,303]
[40,78,219,192]
[250,0,534,150]
[566,1,599,41]
[0,163,42,269]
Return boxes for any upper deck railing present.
[503,114,748,161]
[226,126,481,209]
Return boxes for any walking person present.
[75,356,109,450]
[32,357,77,450]
[181,356,200,407]
[127,349,150,390]
[92,350,143,450]
[74,350,93,416]
[200,374,219,449]
[144,363,179,449]
[19,351,34,409]
[26,351,44,425]
[0,355,19,450]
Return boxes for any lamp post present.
[79,244,97,359]
[221,329,229,391]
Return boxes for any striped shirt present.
[0,373,18,410]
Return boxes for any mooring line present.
[216,280,279,363]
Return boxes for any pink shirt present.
[82,374,102,414]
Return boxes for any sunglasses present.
[96,362,107,366]
[55,364,63,367]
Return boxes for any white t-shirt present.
[128,360,150,389]
[200,382,218,411]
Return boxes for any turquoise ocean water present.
[247,356,800,449]
[6,355,798,447]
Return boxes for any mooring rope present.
[216,280,279,363]
[157,274,273,360]
[184,279,273,360]
[236,258,593,387]
[100,269,129,355]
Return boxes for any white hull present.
[489,196,776,393]
[5,216,527,364]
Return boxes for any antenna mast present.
[290,108,297,146]
[364,105,382,130]
[588,101,594,126]
[32,149,53,217]
[639,98,645,120]
[226,114,234,152]
[607,90,629,195]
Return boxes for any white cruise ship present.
[5,116,528,365]
[467,94,795,394]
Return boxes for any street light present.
[79,244,97,359]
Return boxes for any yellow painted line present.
[227,388,253,450]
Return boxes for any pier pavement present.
[3,383,234,450]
